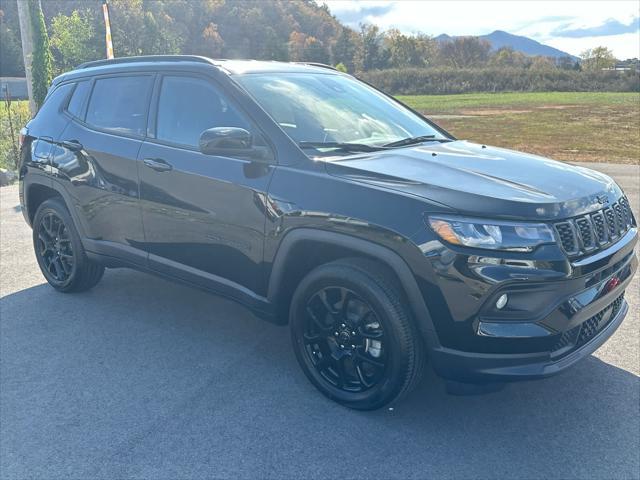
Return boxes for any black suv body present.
[19,56,637,409]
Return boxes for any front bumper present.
[412,226,637,383]
[430,296,628,382]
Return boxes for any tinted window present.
[86,76,153,136]
[156,76,250,147]
[36,83,73,118]
[66,80,91,119]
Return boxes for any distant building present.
[602,59,640,72]
[0,77,28,100]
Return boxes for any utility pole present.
[16,0,36,116]
[102,0,114,59]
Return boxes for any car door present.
[52,74,154,266]
[138,73,276,296]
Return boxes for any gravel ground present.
[1,162,638,480]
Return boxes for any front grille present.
[552,294,625,354]
[553,197,635,258]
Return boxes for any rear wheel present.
[33,198,104,292]
[290,258,425,410]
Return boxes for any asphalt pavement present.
[1,162,638,479]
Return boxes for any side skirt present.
[84,243,278,323]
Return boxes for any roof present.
[213,60,338,75]
[56,56,338,83]
[52,56,340,86]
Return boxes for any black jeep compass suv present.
[19,56,637,410]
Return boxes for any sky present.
[324,1,640,59]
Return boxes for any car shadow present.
[1,268,638,479]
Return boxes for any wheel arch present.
[267,228,438,345]
[24,178,87,239]
[25,182,64,225]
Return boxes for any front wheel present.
[32,198,104,293]
[290,258,425,410]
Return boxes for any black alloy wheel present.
[33,198,104,292]
[290,258,425,410]
[36,211,75,284]
[303,286,387,392]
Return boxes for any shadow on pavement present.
[1,268,638,479]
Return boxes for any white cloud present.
[324,0,640,58]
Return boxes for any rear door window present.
[85,75,153,136]
[66,80,91,119]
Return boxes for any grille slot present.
[614,202,625,234]
[554,222,578,255]
[603,207,618,239]
[554,197,635,258]
[590,211,607,244]
[619,197,632,227]
[575,217,595,250]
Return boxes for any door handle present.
[143,158,173,172]
[61,139,83,151]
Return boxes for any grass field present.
[1,93,639,171]
[399,92,640,164]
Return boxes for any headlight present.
[427,215,555,252]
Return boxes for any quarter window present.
[156,76,250,148]
[66,80,91,119]
[85,75,153,136]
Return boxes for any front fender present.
[267,228,439,345]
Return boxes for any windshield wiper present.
[382,135,451,148]
[298,141,385,153]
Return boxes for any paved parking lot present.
[1,162,638,479]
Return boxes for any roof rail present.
[294,62,339,71]
[77,55,214,70]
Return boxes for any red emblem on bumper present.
[604,276,621,293]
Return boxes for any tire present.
[290,257,425,410]
[32,198,104,293]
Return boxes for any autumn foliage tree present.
[580,46,617,71]
[0,0,635,96]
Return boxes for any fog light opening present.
[496,294,508,310]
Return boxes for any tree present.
[438,36,491,68]
[334,62,347,72]
[332,27,361,72]
[384,29,437,68]
[303,36,329,63]
[489,47,527,68]
[199,22,224,57]
[358,24,388,70]
[287,31,329,63]
[556,56,576,70]
[0,9,25,76]
[29,0,53,109]
[288,31,307,61]
[50,10,101,74]
[529,56,556,71]
[580,46,617,71]
[107,0,183,56]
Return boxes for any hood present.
[325,141,623,221]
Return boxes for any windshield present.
[234,72,448,155]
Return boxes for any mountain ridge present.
[436,30,578,60]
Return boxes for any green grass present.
[1,100,30,171]
[399,92,640,164]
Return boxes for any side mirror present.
[199,127,267,160]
